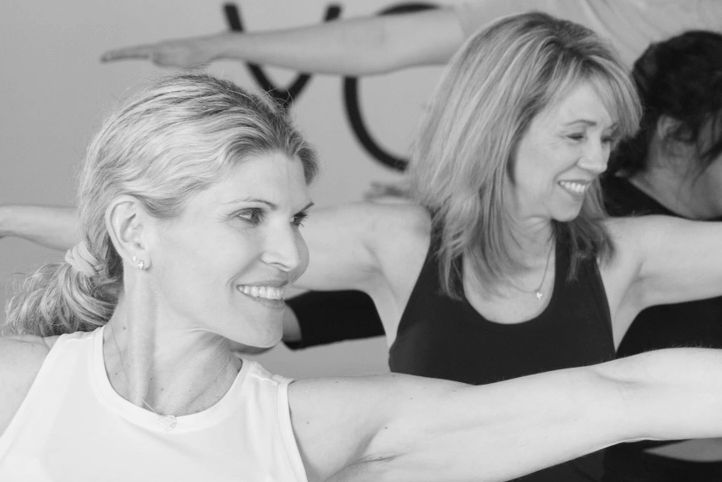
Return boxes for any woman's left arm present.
[289,348,722,482]
[605,216,722,319]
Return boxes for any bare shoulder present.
[0,335,56,435]
[347,201,431,242]
[363,202,431,262]
[600,216,672,281]
[0,334,54,372]
[602,214,699,266]
[362,202,432,306]
[604,215,683,246]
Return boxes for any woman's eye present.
[292,212,308,227]
[236,208,263,225]
[567,133,585,141]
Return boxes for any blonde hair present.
[409,12,641,297]
[5,74,317,336]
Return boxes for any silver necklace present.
[510,242,554,301]
[107,325,235,432]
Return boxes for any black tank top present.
[601,175,722,480]
[389,236,615,384]
[389,235,615,482]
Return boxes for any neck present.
[103,301,240,416]
[507,217,555,264]
[628,166,707,220]
[627,136,716,220]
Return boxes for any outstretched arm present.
[604,216,722,339]
[101,8,464,75]
[0,205,79,250]
[292,348,722,481]
[101,0,722,77]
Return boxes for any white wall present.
[0,0,446,377]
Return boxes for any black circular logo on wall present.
[225,2,439,172]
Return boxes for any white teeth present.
[237,285,285,300]
[559,181,589,194]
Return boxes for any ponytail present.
[3,240,120,336]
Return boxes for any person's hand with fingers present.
[101,34,220,69]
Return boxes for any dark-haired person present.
[600,30,722,482]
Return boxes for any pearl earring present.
[132,256,148,271]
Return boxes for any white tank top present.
[0,327,308,482]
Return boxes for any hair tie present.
[64,241,101,277]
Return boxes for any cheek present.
[295,233,310,279]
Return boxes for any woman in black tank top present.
[283,16,722,482]
[288,29,722,482]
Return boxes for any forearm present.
[205,8,462,76]
[0,205,79,250]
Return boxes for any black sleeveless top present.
[601,176,722,481]
[389,235,615,482]
[389,236,615,384]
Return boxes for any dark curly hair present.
[609,31,722,177]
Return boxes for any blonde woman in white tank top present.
[5,74,722,482]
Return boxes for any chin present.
[554,213,581,223]
[552,205,584,222]
[228,340,277,355]
[237,322,284,350]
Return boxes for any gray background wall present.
[0,0,447,377]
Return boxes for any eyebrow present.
[564,120,618,131]
[225,198,315,212]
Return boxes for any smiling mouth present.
[236,285,286,300]
[558,180,590,196]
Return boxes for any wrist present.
[206,32,240,61]
[0,204,16,238]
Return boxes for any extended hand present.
[101,35,218,69]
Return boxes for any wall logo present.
[224,2,438,171]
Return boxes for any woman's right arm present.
[291,348,722,481]
[295,201,429,294]
[0,205,79,250]
[0,337,51,436]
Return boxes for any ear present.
[655,115,696,163]
[105,195,153,270]
[656,115,682,142]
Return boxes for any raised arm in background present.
[0,205,79,250]
[101,9,462,76]
[100,0,722,75]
